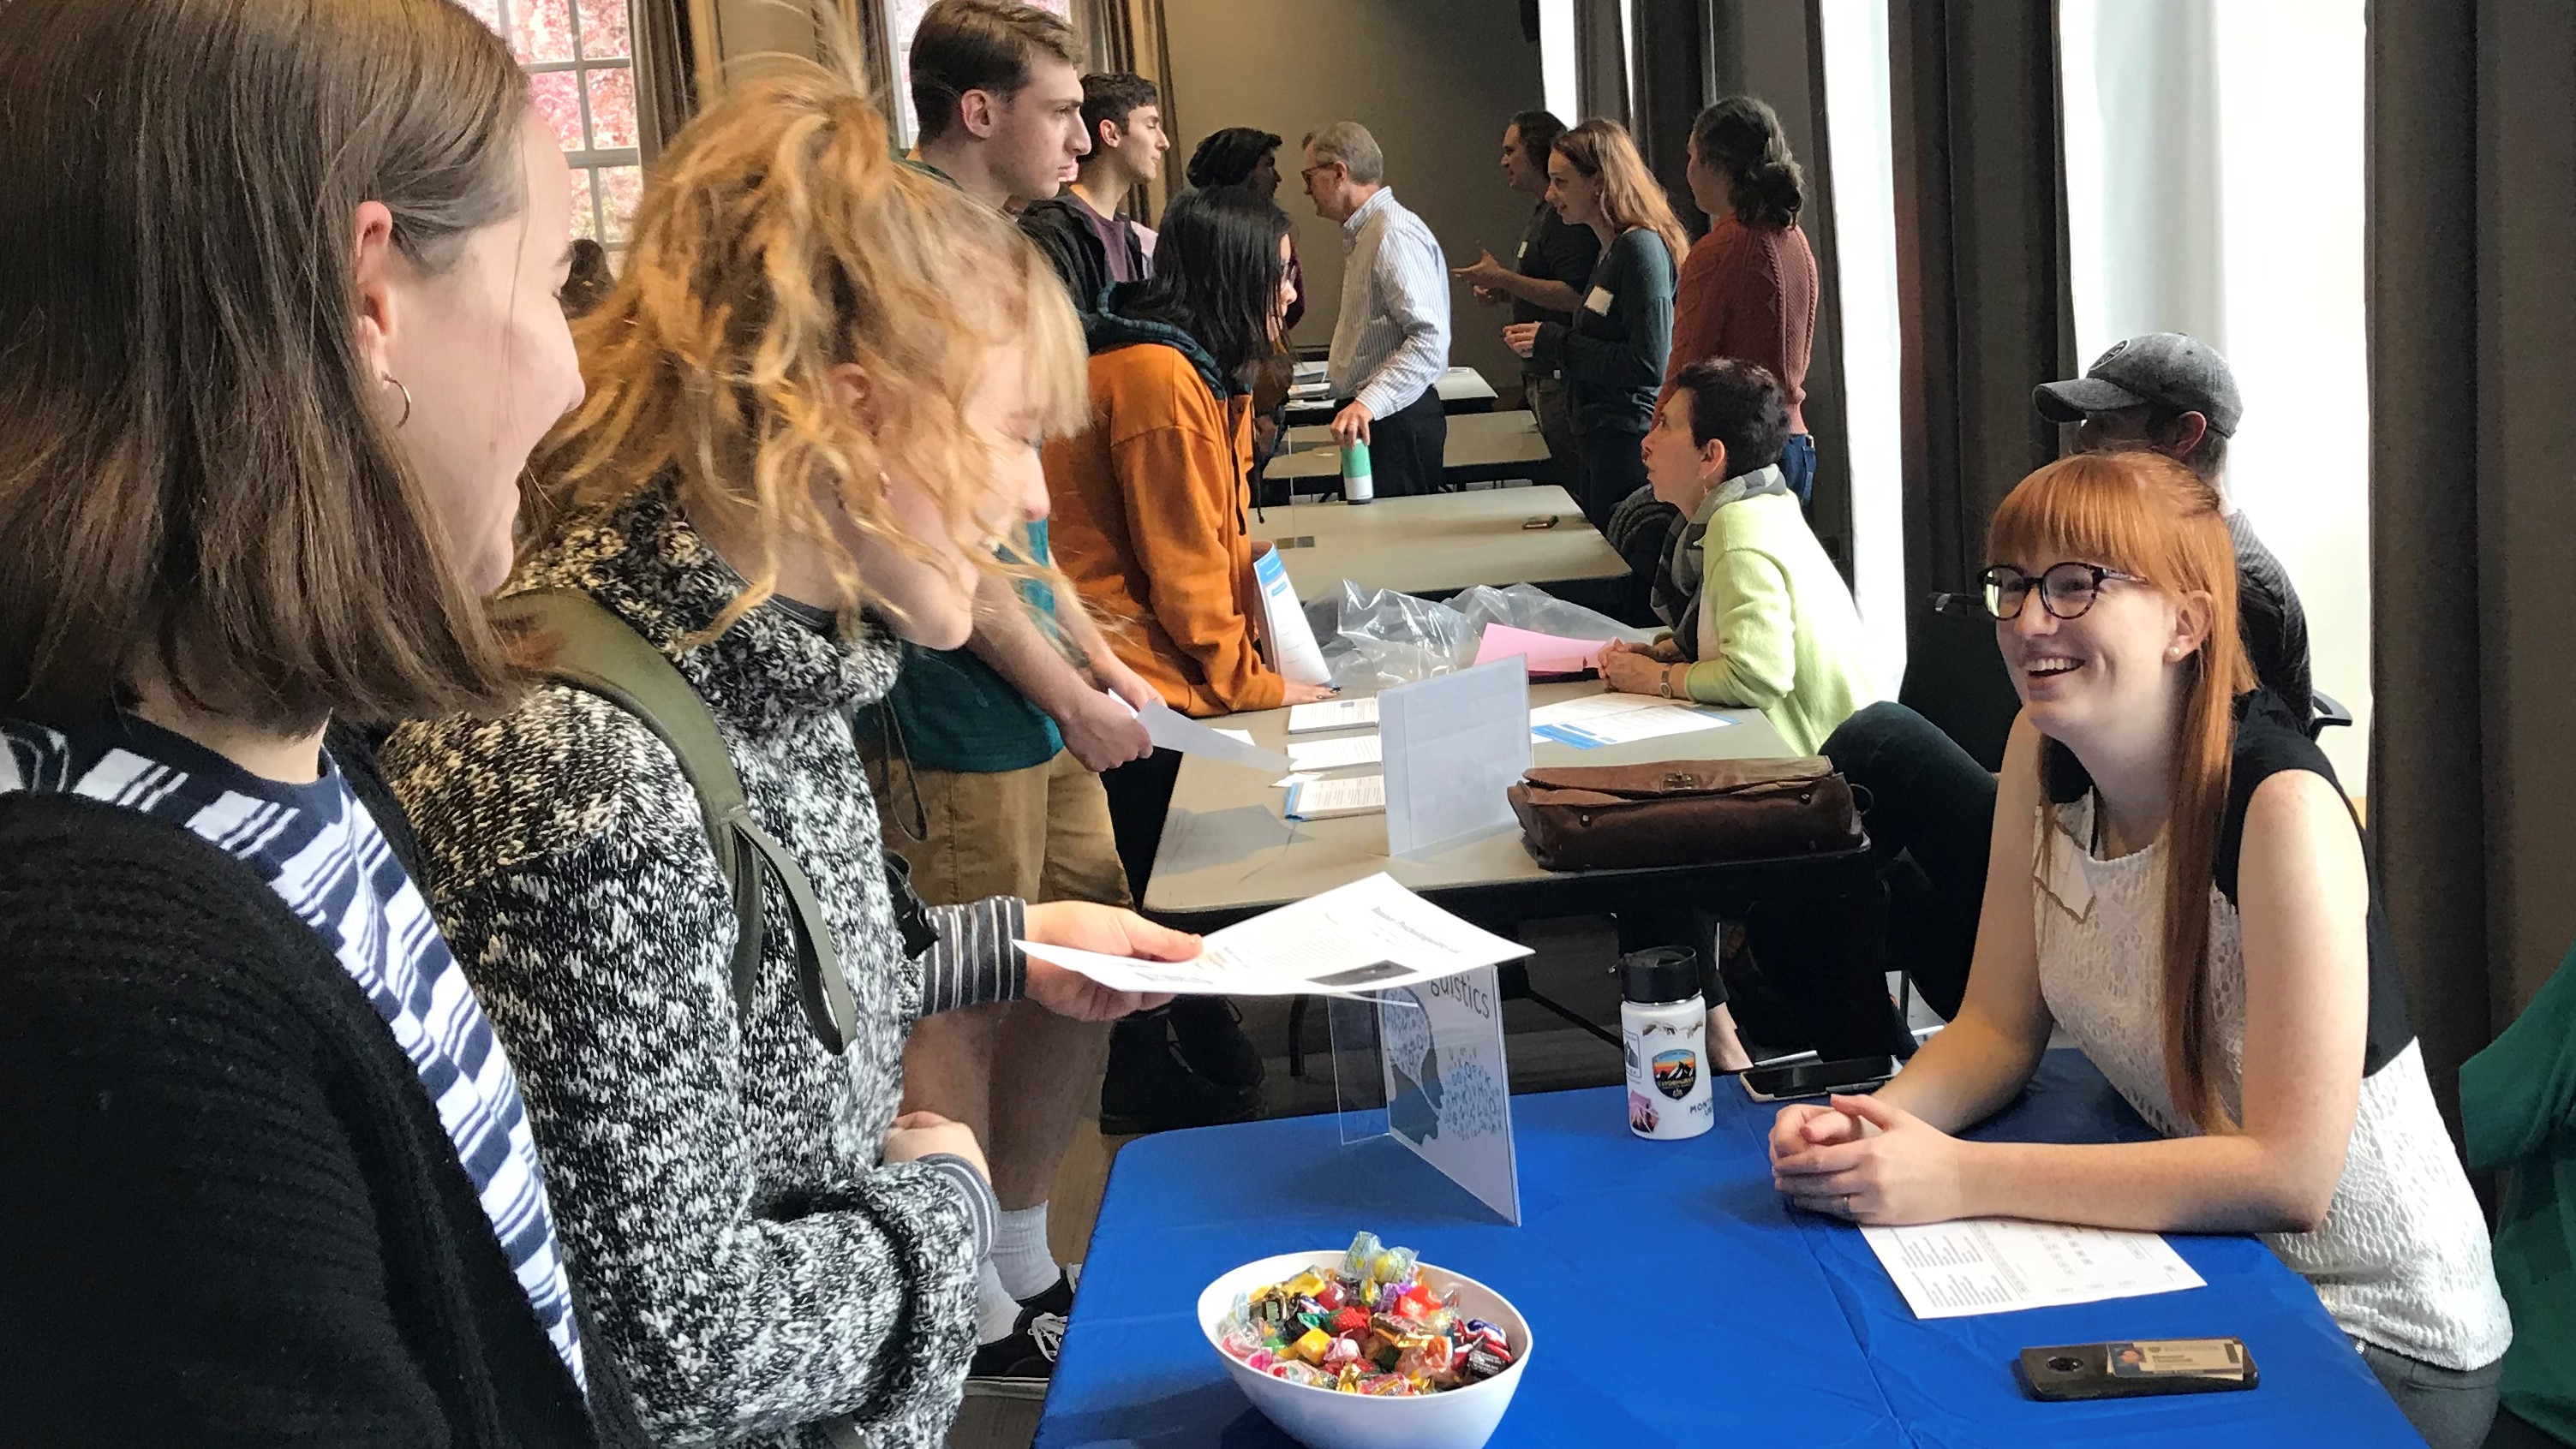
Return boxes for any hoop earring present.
[385,375,413,429]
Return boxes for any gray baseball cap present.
[2033,332,2242,438]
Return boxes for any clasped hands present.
[1599,636,1686,695]
[1767,1094,1975,1225]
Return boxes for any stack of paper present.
[1471,624,1612,677]
[1016,873,1533,997]
[1861,1219,2206,1320]
[1527,693,1737,748]
[1286,773,1385,820]
[1286,734,1383,772]
[1287,696,1379,733]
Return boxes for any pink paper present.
[1473,623,1611,677]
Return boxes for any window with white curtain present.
[884,0,1075,147]
[460,0,644,259]
[2059,0,2371,783]
[1818,0,1907,695]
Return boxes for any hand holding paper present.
[1019,901,1194,1019]
[1109,692,1293,772]
[1016,874,1531,998]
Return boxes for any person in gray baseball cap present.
[2035,331,2311,724]
[1772,334,2321,1043]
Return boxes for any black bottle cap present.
[1617,947,1700,1006]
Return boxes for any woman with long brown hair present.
[1503,119,1688,528]
[0,0,645,1440]
[1767,453,2509,1447]
[1670,96,1820,504]
[386,58,1182,1449]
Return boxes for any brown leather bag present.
[1505,757,1864,872]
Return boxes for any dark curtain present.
[1574,0,1629,128]
[2366,0,2576,1129]
[858,0,895,120]
[1886,0,2072,622]
[1631,2,1710,225]
[1074,0,1135,75]
[629,0,707,162]
[1793,0,1852,577]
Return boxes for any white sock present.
[992,1202,1058,1303]
[977,1260,1019,1345]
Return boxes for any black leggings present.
[1574,425,1648,533]
[1822,701,1999,1020]
[1100,747,1184,904]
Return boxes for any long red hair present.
[1989,451,2256,1132]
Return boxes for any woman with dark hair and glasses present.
[1184,125,1305,469]
[1773,451,2508,1449]
[1599,357,1874,757]
[1043,185,1336,1132]
[1670,96,1820,505]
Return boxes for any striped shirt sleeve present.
[916,1155,998,1261]
[919,896,1028,1017]
[1353,215,1453,419]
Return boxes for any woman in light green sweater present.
[1600,358,1880,754]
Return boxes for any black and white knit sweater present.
[386,480,1025,1449]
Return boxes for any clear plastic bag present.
[1300,581,1651,692]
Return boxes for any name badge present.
[1584,286,1615,315]
[1515,239,1528,261]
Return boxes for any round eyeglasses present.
[1978,562,2151,622]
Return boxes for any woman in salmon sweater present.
[1668,97,1820,505]
[1045,184,1333,891]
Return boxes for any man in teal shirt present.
[882,0,1160,1384]
[2465,941,2576,1447]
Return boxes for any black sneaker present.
[969,1270,1078,1380]
[1168,996,1264,1093]
[1099,1011,1261,1135]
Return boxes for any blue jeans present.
[1780,432,1816,507]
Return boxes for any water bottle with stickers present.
[1340,437,1373,504]
[1618,947,1712,1140]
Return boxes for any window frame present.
[477,0,644,252]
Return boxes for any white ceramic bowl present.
[1197,1249,1533,1449]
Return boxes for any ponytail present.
[1691,95,1806,230]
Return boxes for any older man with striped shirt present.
[1302,121,1452,498]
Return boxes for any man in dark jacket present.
[1019,73,1166,307]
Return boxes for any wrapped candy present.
[1216,1231,1515,1398]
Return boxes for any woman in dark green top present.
[2465,939,2576,1448]
[1504,120,1688,529]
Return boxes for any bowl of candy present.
[1198,1231,1529,1449]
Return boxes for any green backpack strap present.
[489,588,856,1055]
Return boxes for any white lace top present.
[2029,793,2512,1369]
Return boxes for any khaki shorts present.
[872,746,1133,910]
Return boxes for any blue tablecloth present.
[1037,1050,2420,1448]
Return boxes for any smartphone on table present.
[1739,1054,1899,1102]
[2017,1338,2259,1399]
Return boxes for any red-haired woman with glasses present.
[1768,452,2508,1448]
